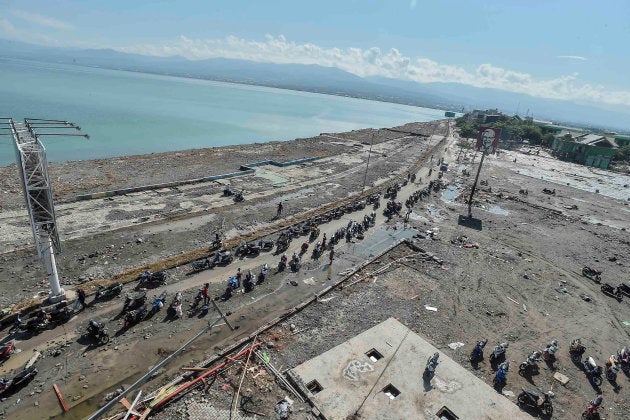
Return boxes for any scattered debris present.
[506,296,519,305]
[424,305,438,312]
[53,384,69,413]
[553,372,570,385]
[448,342,464,350]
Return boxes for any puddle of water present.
[487,205,509,216]
[441,184,461,202]
[351,224,418,258]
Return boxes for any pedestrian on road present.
[235,268,242,287]
[77,288,87,310]
[277,201,283,217]
[405,208,412,222]
[202,283,209,305]
[329,248,334,264]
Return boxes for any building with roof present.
[551,132,618,169]
[287,318,530,420]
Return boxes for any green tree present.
[542,133,555,147]
[522,125,543,144]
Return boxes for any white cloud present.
[12,10,73,30]
[0,17,60,45]
[118,35,630,107]
[557,55,587,61]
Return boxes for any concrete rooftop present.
[289,318,530,420]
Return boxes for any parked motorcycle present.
[95,283,123,300]
[278,254,288,272]
[233,191,244,202]
[257,239,274,252]
[0,366,38,397]
[149,291,167,315]
[235,242,260,257]
[583,356,603,386]
[10,312,50,335]
[243,273,255,293]
[138,270,167,286]
[582,395,603,419]
[601,283,623,301]
[191,258,212,271]
[618,347,629,373]
[0,342,15,364]
[542,188,556,195]
[123,291,147,312]
[569,339,586,363]
[290,254,301,272]
[257,264,269,285]
[517,388,554,416]
[493,361,509,386]
[582,266,602,283]
[605,355,620,382]
[167,292,183,319]
[124,305,147,328]
[209,250,234,267]
[208,238,222,251]
[87,320,109,345]
[519,351,542,375]
[470,338,488,363]
[47,306,74,327]
[618,282,630,297]
[542,340,559,362]
[489,343,508,363]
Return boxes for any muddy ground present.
[0,122,629,419]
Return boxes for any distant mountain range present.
[1,38,628,131]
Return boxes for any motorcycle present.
[311,242,323,259]
[309,227,320,241]
[208,238,222,251]
[0,342,15,364]
[123,291,147,312]
[233,191,244,202]
[569,339,586,363]
[209,250,234,267]
[601,283,623,301]
[149,291,167,315]
[618,347,630,373]
[517,388,554,417]
[582,266,602,283]
[290,254,301,272]
[470,338,487,363]
[300,242,309,256]
[235,242,260,257]
[582,395,603,419]
[243,274,255,293]
[542,340,559,362]
[95,283,123,300]
[257,264,269,285]
[493,361,509,386]
[124,305,147,328]
[87,320,109,345]
[0,366,38,397]
[191,258,212,271]
[618,282,630,297]
[542,188,556,195]
[519,351,542,375]
[47,306,74,327]
[257,239,274,252]
[167,292,183,319]
[11,313,50,335]
[278,255,287,272]
[583,357,603,386]
[489,343,508,363]
[423,352,440,379]
[138,271,167,286]
[605,355,620,382]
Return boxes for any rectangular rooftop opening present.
[436,406,459,420]
[366,348,383,362]
[382,384,400,400]
[306,380,323,395]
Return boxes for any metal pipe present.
[88,316,226,420]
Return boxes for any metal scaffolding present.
[1,117,88,302]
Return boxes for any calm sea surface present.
[0,58,447,167]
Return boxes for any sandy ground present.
[1,122,629,419]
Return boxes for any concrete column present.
[41,234,64,301]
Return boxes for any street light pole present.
[361,131,375,192]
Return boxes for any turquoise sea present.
[0,58,448,167]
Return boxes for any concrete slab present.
[289,318,529,420]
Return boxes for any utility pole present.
[361,131,375,192]
[467,127,501,218]
[1,117,88,302]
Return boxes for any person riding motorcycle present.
[543,339,559,361]
[88,320,103,335]
[301,241,309,254]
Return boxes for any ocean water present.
[0,58,447,167]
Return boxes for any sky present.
[1,0,630,109]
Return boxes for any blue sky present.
[1,0,629,108]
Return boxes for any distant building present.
[552,132,619,169]
[444,111,456,118]
[467,109,502,124]
[614,134,630,147]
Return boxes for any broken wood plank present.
[53,383,69,413]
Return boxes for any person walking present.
[277,201,283,217]
[77,288,87,310]
[202,283,210,305]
